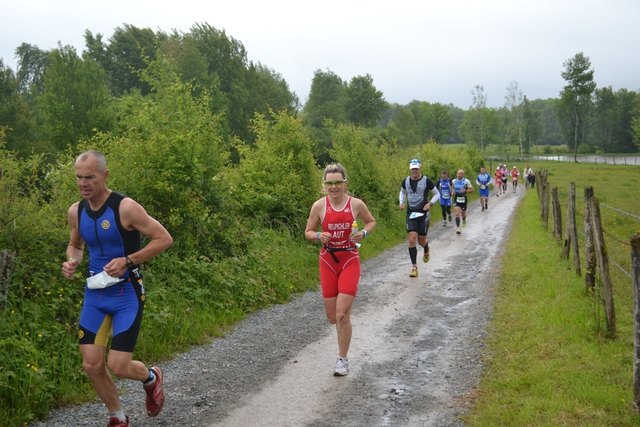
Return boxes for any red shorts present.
[319,248,361,298]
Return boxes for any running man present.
[500,164,508,193]
[475,166,492,211]
[399,159,440,278]
[451,169,473,235]
[437,170,453,226]
[61,150,173,427]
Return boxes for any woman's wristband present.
[315,231,321,241]
[362,230,368,238]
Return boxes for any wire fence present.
[537,171,640,409]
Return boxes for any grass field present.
[464,161,640,426]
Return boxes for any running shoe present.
[443,221,447,227]
[423,251,430,263]
[448,214,452,222]
[409,266,418,277]
[462,219,466,227]
[334,357,349,376]
[144,366,164,417]
[108,416,129,427]
[456,229,462,235]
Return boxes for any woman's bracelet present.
[316,231,321,241]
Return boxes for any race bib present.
[480,185,486,190]
[409,212,425,219]
[456,196,466,203]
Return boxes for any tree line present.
[1,23,639,160]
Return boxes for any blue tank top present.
[78,192,141,278]
[438,178,451,199]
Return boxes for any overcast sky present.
[2,0,638,108]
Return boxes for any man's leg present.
[81,344,122,412]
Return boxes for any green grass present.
[465,161,640,426]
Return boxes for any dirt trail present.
[34,188,524,427]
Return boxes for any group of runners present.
[398,159,536,279]
[62,150,538,425]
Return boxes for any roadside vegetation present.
[466,161,640,426]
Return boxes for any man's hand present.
[62,258,80,280]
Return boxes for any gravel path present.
[33,189,524,427]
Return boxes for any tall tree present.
[344,74,386,127]
[303,69,347,128]
[384,105,420,147]
[560,52,596,161]
[0,60,38,155]
[522,96,542,154]
[592,86,618,152]
[15,43,49,98]
[460,85,498,151]
[504,81,525,154]
[40,45,114,150]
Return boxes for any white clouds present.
[1,0,638,108]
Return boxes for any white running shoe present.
[334,357,349,376]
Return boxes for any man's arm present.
[62,202,84,279]
[103,198,173,277]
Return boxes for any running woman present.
[476,166,492,211]
[510,166,520,192]
[437,170,453,226]
[399,159,440,278]
[451,169,473,235]
[305,163,375,376]
[494,166,503,197]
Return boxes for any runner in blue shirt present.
[437,170,453,226]
[475,166,492,211]
[451,169,474,235]
[61,150,173,427]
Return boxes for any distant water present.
[488,155,640,166]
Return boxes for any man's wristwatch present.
[125,256,135,268]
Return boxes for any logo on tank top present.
[78,329,84,339]
[101,220,110,230]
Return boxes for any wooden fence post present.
[562,184,571,260]
[584,187,596,292]
[0,249,16,311]
[570,182,581,275]
[631,234,640,411]
[551,187,562,238]
[542,177,550,230]
[592,196,616,337]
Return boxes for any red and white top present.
[321,196,356,249]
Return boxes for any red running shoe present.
[107,416,129,426]
[144,366,164,417]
